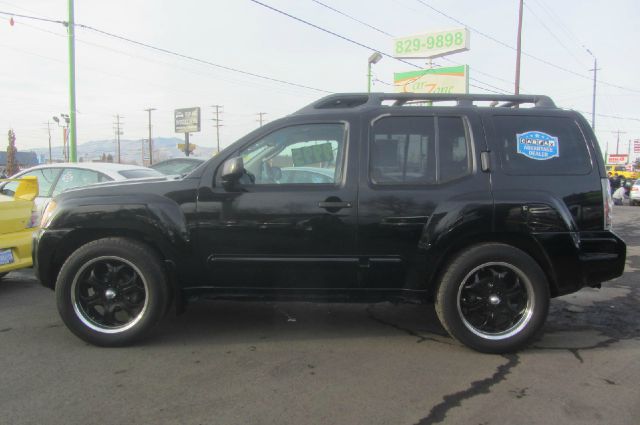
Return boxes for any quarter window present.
[493,115,591,175]
[235,123,346,185]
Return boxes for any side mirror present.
[221,156,245,190]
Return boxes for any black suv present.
[34,93,625,353]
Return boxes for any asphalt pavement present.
[1,206,639,425]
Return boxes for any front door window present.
[235,123,346,186]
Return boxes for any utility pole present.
[514,0,524,95]
[211,105,223,153]
[144,108,156,165]
[43,121,52,163]
[113,115,124,163]
[257,112,267,127]
[67,0,78,162]
[612,130,626,155]
[585,49,600,130]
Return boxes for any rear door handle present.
[318,201,352,209]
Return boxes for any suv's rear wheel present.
[56,238,169,346]
[436,243,549,353]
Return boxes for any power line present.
[0,10,332,94]
[250,0,507,94]
[411,0,640,93]
[0,10,63,25]
[312,0,512,93]
[310,0,393,37]
[523,1,586,68]
[529,0,585,49]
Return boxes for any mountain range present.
[27,137,216,165]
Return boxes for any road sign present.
[394,65,469,94]
[634,139,640,154]
[393,28,470,59]
[607,154,628,165]
[175,107,201,133]
[178,143,196,154]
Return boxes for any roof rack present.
[296,93,556,114]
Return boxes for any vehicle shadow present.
[150,300,453,348]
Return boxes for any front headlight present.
[40,200,57,228]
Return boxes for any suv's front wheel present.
[436,243,549,353]
[56,238,169,346]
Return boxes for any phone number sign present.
[394,28,470,59]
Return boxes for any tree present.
[6,129,18,176]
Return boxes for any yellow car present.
[0,176,38,278]
[606,165,638,180]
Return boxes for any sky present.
[1,0,639,158]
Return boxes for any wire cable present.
[251,0,507,94]
[412,0,640,93]
[0,10,332,94]
[310,0,394,37]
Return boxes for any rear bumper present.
[0,229,34,273]
[534,230,626,296]
[578,232,626,286]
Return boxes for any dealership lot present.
[1,207,639,425]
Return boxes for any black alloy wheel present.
[56,238,169,346]
[436,243,549,353]
[71,257,148,333]
[457,262,533,340]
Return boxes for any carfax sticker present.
[516,131,559,160]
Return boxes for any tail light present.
[26,209,39,229]
[601,178,613,230]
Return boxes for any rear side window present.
[1,168,60,197]
[493,115,591,175]
[52,169,108,196]
[370,116,470,185]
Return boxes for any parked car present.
[150,158,205,176]
[279,166,334,184]
[0,176,38,278]
[0,163,163,218]
[34,93,625,353]
[630,180,640,206]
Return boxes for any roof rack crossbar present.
[294,93,556,115]
[373,93,555,108]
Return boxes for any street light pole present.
[586,49,600,130]
[67,0,78,162]
[367,52,383,93]
[514,0,524,95]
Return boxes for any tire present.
[55,237,169,347]
[435,243,549,353]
